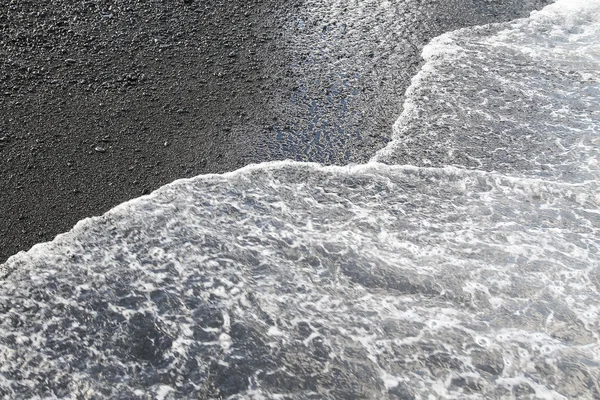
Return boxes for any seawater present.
[1,1,599,398]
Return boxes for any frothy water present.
[1,1,599,398]
[374,0,600,183]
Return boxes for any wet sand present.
[0,0,549,262]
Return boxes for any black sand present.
[0,0,550,263]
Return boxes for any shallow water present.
[265,0,553,165]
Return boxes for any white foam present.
[2,160,599,398]
[373,0,600,184]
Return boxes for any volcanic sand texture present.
[1,0,295,261]
[0,0,549,262]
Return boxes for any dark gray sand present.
[0,0,550,262]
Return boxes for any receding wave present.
[374,0,600,184]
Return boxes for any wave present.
[374,0,600,184]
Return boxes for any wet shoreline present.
[0,0,550,262]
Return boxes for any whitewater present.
[1,0,599,398]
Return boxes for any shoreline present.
[0,0,550,263]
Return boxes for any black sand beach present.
[1,0,550,263]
